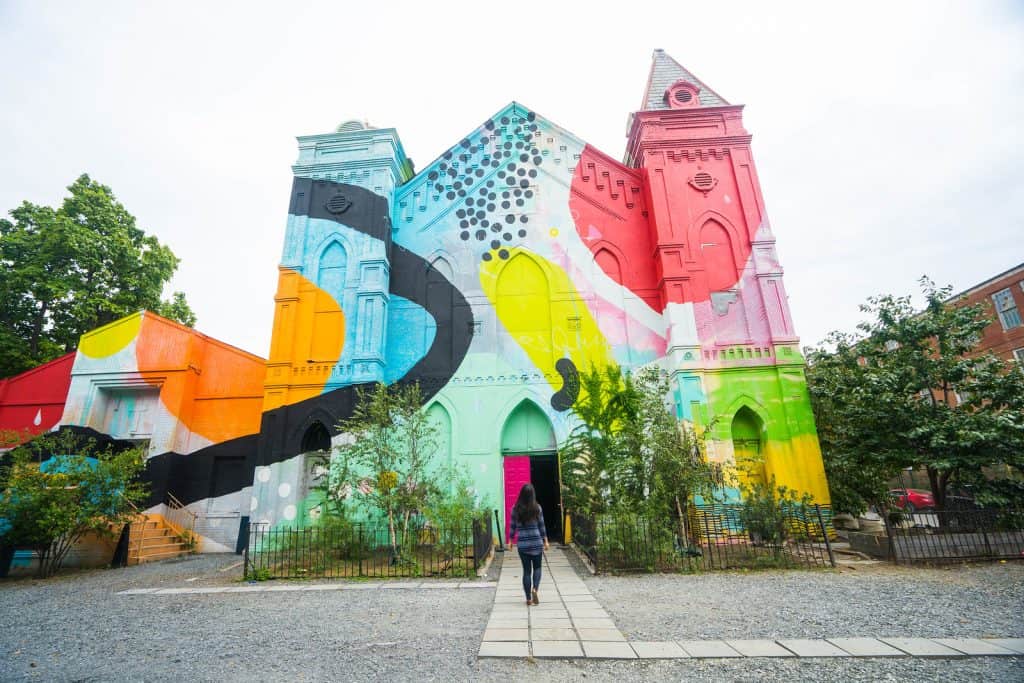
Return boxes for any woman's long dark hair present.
[513,483,541,524]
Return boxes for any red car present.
[889,488,935,513]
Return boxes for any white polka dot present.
[256,466,271,483]
[723,194,732,204]
[283,504,297,521]
[278,482,291,498]
[250,496,259,511]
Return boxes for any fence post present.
[880,505,897,563]
[701,508,713,569]
[358,525,364,576]
[472,519,480,572]
[494,509,505,552]
[242,524,250,580]
[815,504,835,568]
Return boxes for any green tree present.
[560,364,715,519]
[806,277,1024,513]
[329,382,440,555]
[0,174,195,377]
[0,431,147,578]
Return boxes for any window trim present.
[992,287,1022,330]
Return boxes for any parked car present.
[889,488,935,513]
[943,484,981,511]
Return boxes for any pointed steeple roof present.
[640,49,729,110]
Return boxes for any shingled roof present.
[641,49,729,110]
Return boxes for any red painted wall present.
[0,352,75,445]
[626,105,762,306]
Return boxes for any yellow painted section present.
[262,268,346,411]
[719,434,830,504]
[766,433,831,504]
[480,247,615,390]
[78,312,142,358]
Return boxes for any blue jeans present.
[518,551,542,600]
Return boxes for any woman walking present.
[509,483,549,606]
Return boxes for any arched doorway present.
[500,400,562,543]
[301,421,331,453]
[300,421,332,517]
[426,402,453,476]
[731,407,766,492]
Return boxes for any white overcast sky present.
[2,1,1021,358]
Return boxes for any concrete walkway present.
[479,547,1024,660]
[117,580,492,595]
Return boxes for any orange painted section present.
[262,268,346,411]
[135,314,265,443]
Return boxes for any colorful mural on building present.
[249,50,830,538]
[1,50,830,559]
[59,312,265,550]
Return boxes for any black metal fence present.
[571,503,835,572]
[880,507,1024,564]
[244,517,494,580]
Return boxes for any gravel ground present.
[582,560,1024,641]
[1,553,1022,682]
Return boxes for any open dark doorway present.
[530,453,562,543]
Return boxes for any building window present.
[992,288,1021,330]
[1014,348,1024,364]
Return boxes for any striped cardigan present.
[510,508,547,555]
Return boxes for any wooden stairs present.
[126,513,194,565]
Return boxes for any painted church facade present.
[1,51,829,554]
[248,50,829,539]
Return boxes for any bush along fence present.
[243,516,493,580]
[875,507,1024,565]
[570,503,836,573]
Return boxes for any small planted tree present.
[0,431,147,577]
[424,468,490,572]
[560,365,716,528]
[330,382,439,559]
[559,364,636,515]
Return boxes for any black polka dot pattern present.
[421,106,550,263]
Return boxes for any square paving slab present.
[571,618,617,629]
[778,639,850,658]
[582,641,637,659]
[984,639,1024,655]
[479,642,529,658]
[825,638,905,657]
[482,628,528,641]
[679,640,743,658]
[532,641,584,658]
[577,628,626,642]
[530,618,573,628]
[726,640,794,658]
[631,641,689,659]
[566,608,609,619]
[934,638,1021,656]
[879,638,965,658]
[531,627,579,641]
[487,619,528,630]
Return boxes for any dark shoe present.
[531,588,539,605]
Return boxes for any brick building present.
[951,262,1024,363]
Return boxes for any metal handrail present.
[122,499,149,565]
[163,492,197,540]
